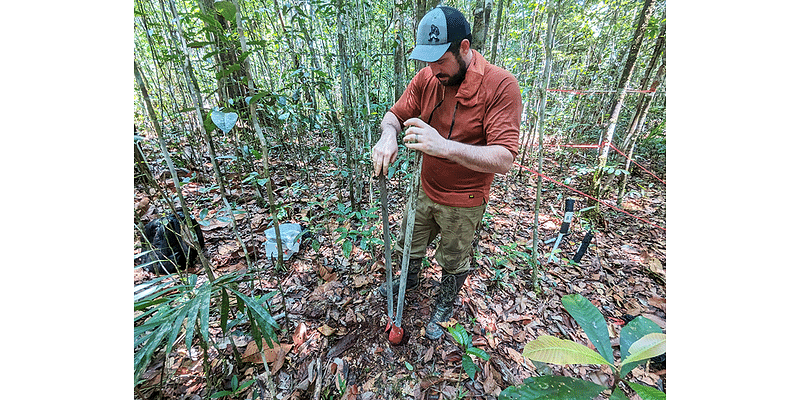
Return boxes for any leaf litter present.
[134,156,666,399]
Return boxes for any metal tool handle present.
[572,231,594,263]
[550,198,575,262]
[395,150,422,326]
[380,174,394,320]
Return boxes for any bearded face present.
[431,50,469,87]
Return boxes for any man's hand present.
[372,132,399,177]
[372,112,405,177]
[402,118,448,158]
[403,117,514,174]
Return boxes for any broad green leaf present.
[462,355,478,380]
[247,92,270,105]
[627,381,666,400]
[620,316,662,376]
[498,375,607,400]
[342,239,353,258]
[522,335,612,366]
[447,324,470,347]
[214,1,236,22]
[621,333,666,366]
[211,109,238,134]
[608,387,628,400]
[561,294,614,365]
[466,346,490,360]
[238,379,255,392]
[405,361,413,371]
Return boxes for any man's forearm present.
[443,141,514,174]
[380,112,402,139]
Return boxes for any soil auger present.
[381,151,422,345]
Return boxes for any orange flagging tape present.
[546,88,658,95]
[532,142,666,186]
[515,162,666,232]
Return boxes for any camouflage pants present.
[394,189,486,275]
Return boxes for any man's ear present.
[459,39,470,55]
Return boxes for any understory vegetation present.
[134,0,666,398]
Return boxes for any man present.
[372,5,522,340]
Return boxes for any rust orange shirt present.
[390,51,522,207]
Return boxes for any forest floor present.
[134,147,666,400]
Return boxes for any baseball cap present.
[409,6,471,63]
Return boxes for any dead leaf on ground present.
[648,296,666,311]
[423,347,435,363]
[309,280,344,302]
[318,264,338,282]
[438,318,458,329]
[352,274,372,288]
[647,257,665,275]
[242,340,293,364]
[318,324,336,336]
[293,322,309,348]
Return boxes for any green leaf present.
[210,390,232,398]
[220,288,230,333]
[186,41,214,48]
[237,379,255,392]
[447,324,470,347]
[231,289,280,346]
[626,381,666,400]
[498,375,607,400]
[466,346,490,361]
[561,294,614,365]
[342,239,353,259]
[462,355,478,380]
[134,323,171,384]
[211,109,238,134]
[608,387,629,400]
[621,333,666,367]
[247,92,270,105]
[164,299,191,356]
[620,316,662,376]
[198,289,211,343]
[405,361,413,371]
[214,1,236,22]
[184,290,204,350]
[522,335,612,366]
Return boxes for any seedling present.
[499,294,666,399]
[447,323,490,381]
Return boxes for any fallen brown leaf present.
[242,340,294,364]
[318,324,336,336]
[352,274,372,288]
[293,322,309,348]
[423,346,434,363]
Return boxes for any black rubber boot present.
[425,271,469,340]
[379,258,422,298]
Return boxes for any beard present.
[439,52,468,87]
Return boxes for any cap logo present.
[428,24,440,43]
